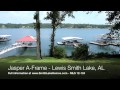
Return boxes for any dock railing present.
[0,43,36,55]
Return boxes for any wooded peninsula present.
[0,23,111,29]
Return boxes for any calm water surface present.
[0,28,120,58]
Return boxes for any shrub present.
[72,44,89,60]
[54,46,66,58]
[96,52,109,58]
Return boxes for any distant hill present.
[0,23,111,29]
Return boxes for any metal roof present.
[0,35,11,37]
[62,37,83,40]
[16,36,36,42]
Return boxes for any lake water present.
[0,28,120,58]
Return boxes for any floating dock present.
[90,42,109,46]
[0,43,36,55]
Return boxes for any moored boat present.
[57,37,83,47]
[0,35,11,42]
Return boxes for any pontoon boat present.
[57,37,83,47]
[0,35,11,42]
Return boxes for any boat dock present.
[0,43,36,55]
[0,35,11,42]
[0,35,37,56]
[90,42,109,46]
[57,36,83,47]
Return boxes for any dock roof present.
[0,35,11,37]
[16,36,36,42]
[62,37,83,41]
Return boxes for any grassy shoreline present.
[0,56,120,64]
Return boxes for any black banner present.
[0,63,120,79]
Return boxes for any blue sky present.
[0,11,108,25]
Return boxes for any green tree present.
[106,11,120,38]
[97,11,120,38]
[34,11,42,59]
[106,11,120,30]
[45,11,74,57]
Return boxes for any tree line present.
[0,23,111,29]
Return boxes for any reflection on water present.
[97,45,114,51]
[16,47,28,55]
[89,44,120,54]
[0,41,11,48]
[0,28,120,58]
